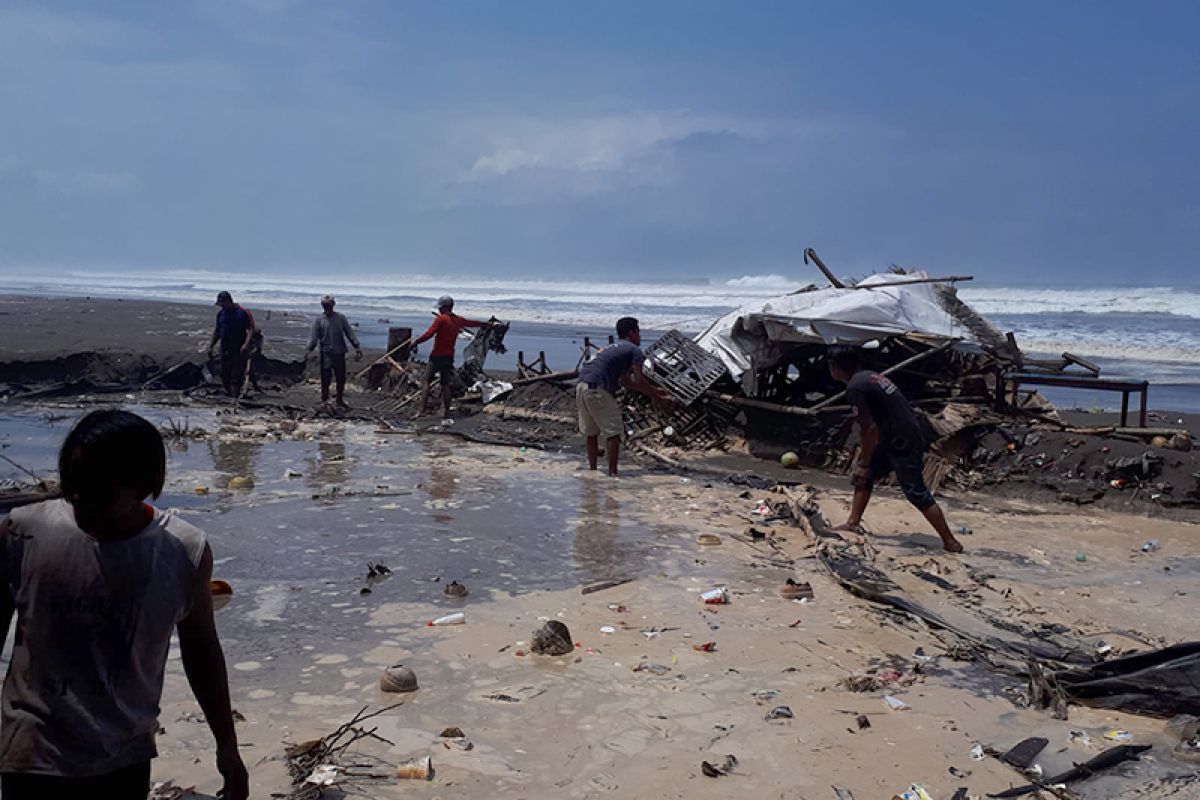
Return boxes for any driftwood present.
[354,336,414,379]
[804,247,845,288]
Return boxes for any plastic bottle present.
[700,588,729,604]
[427,612,465,626]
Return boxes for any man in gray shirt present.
[306,295,363,409]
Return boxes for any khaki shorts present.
[576,383,623,439]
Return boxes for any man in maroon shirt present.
[412,296,492,420]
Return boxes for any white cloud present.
[466,112,763,178]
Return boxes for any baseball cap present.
[321,294,336,305]
[436,295,454,309]
[215,290,232,305]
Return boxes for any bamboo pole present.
[807,339,958,412]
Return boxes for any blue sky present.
[0,1,1196,285]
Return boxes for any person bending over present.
[0,409,249,800]
[576,317,671,477]
[826,345,964,553]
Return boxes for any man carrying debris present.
[826,345,964,553]
[306,295,363,409]
[207,290,256,398]
[0,409,249,799]
[412,295,492,420]
[576,317,671,477]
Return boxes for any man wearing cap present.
[412,296,491,420]
[207,291,256,398]
[306,295,363,409]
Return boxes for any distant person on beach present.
[306,295,363,409]
[207,290,256,398]
[412,295,492,420]
[0,409,249,800]
[576,317,672,477]
[826,345,964,553]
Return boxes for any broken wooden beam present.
[806,339,958,412]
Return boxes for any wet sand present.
[2,405,1198,799]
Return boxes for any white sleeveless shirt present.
[0,499,206,776]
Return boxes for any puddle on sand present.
[0,405,687,678]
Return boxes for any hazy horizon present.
[2,2,1198,285]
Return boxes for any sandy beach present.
[1,295,1199,799]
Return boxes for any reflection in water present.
[572,478,628,584]
[207,433,262,484]
[425,454,459,525]
[307,430,350,493]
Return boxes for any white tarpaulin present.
[694,272,959,383]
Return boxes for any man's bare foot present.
[942,538,964,554]
[831,521,866,534]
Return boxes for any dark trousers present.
[220,348,246,396]
[2,760,151,800]
[320,351,347,400]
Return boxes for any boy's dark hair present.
[826,344,862,373]
[615,317,640,339]
[59,409,166,501]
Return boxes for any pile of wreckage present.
[362,249,1195,503]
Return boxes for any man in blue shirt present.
[207,291,256,398]
[576,317,671,476]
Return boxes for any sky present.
[0,1,1197,285]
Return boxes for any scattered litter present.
[531,621,574,656]
[394,755,432,780]
[883,695,911,711]
[633,663,672,676]
[366,562,392,580]
[582,578,634,595]
[1096,641,1113,656]
[969,744,985,761]
[148,780,196,800]
[427,612,465,626]
[379,663,418,693]
[599,625,616,634]
[1103,729,1133,743]
[284,468,303,479]
[439,727,465,738]
[305,764,341,786]
[700,754,738,778]
[780,451,799,468]
[957,525,973,535]
[892,785,933,800]
[1140,539,1160,553]
[766,705,793,720]
[442,580,468,598]
[1001,737,1048,769]
[700,588,729,604]
[1075,552,1088,563]
[752,689,780,702]
[779,579,815,601]
[856,714,871,730]
[696,533,722,546]
[1068,730,1093,748]
[693,642,717,652]
[990,744,1151,798]
[228,475,255,490]
[608,604,629,613]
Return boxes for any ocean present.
[1,268,1197,412]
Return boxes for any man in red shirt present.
[412,296,492,419]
